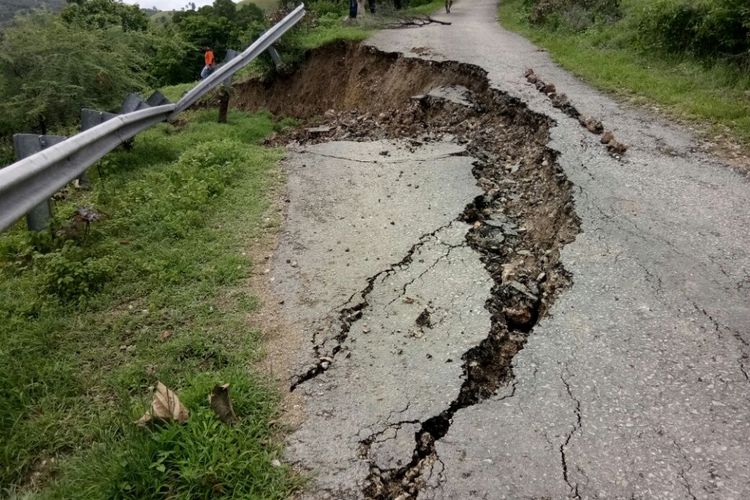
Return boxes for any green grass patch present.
[159,82,196,103]
[295,13,372,51]
[500,0,750,145]
[404,0,445,16]
[0,109,300,497]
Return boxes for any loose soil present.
[233,41,580,498]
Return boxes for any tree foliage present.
[171,0,268,83]
[636,0,749,63]
[61,0,149,31]
[523,0,749,66]
[0,12,146,135]
[0,0,272,139]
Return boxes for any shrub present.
[527,0,622,31]
[307,0,347,17]
[37,242,113,302]
[636,0,749,64]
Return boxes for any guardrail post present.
[79,109,118,189]
[267,45,283,69]
[146,91,171,107]
[121,93,150,113]
[219,50,240,124]
[12,134,67,231]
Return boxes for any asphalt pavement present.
[271,1,750,498]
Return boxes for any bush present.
[307,0,347,17]
[0,12,146,136]
[37,242,113,302]
[527,0,622,31]
[635,0,749,64]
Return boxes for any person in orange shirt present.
[200,47,215,79]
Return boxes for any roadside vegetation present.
[0,109,300,497]
[500,0,750,145]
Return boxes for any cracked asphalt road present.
[270,1,750,498]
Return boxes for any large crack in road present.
[237,42,580,498]
[237,0,750,494]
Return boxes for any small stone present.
[607,140,628,155]
[580,116,604,134]
[271,459,282,467]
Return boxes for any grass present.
[404,0,445,16]
[0,109,301,498]
[295,12,372,51]
[159,82,196,103]
[499,0,750,145]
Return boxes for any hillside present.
[0,0,66,25]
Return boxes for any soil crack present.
[238,42,581,497]
[560,369,582,499]
[290,219,459,391]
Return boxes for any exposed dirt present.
[242,173,307,430]
[233,42,580,498]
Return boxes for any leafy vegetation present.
[0,11,147,135]
[503,0,750,144]
[0,0,65,25]
[0,109,299,497]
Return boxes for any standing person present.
[201,47,215,79]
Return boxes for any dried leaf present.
[136,381,189,426]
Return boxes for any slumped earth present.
[240,42,578,498]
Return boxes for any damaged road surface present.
[244,1,750,498]
[259,43,579,498]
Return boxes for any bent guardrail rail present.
[0,4,305,233]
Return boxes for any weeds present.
[0,109,299,497]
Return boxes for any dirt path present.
[249,1,750,498]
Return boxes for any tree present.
[172,0,270,78]
[0,12,146,135]
[142,25,197,86]
[61,0,148,31]
[213,0,236,20]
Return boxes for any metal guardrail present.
[0,4,305,233]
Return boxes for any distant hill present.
[0,0,66,25]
